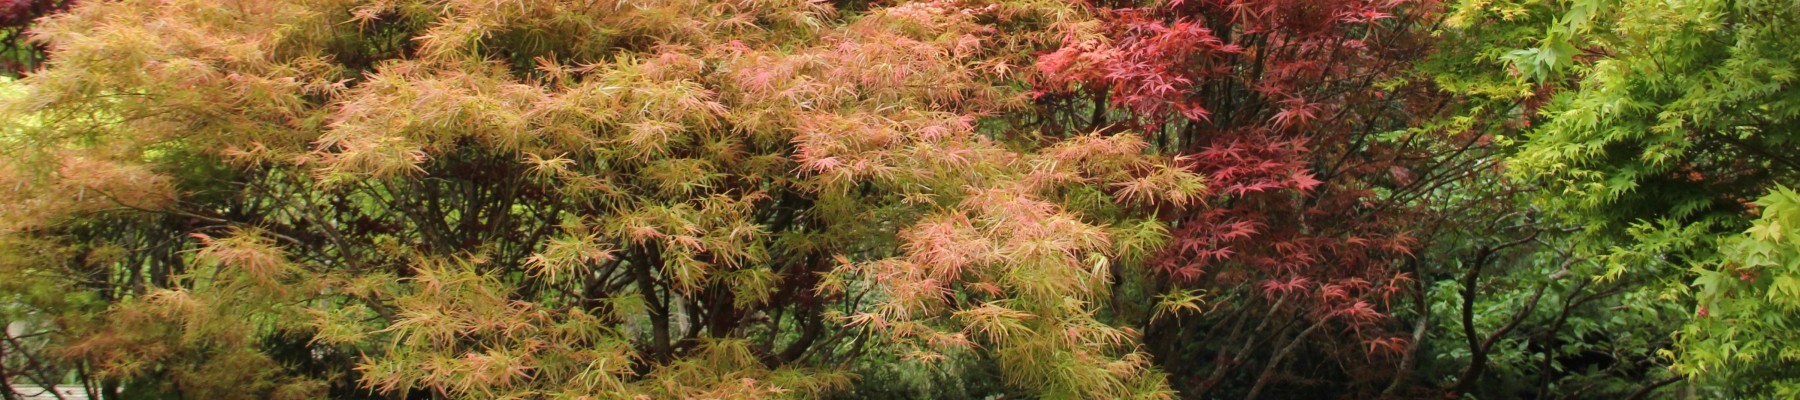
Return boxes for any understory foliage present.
[4,0,1800,398]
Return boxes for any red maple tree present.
[1031,0,1470,396]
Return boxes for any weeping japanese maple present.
[0,0,1206,398]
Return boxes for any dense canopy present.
[1,0,1797,398]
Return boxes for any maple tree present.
[1026,0,1477,397]
[1390,0,1690,398]
[0,0,1203,398]
[1468,0,1800,395]
[1419,0,1800,396]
